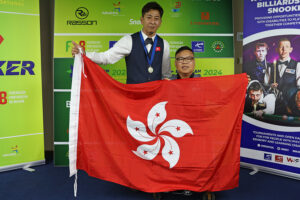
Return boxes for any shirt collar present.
[279,57,291,63]
[177,73,195,79]
[141,30,156,41]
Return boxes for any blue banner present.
[242,0,300,179]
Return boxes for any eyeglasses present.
[175,56,194,63]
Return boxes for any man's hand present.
[72,41,86,57]
[271,83,278,88]
[247,75,251,84]
[253,110,264,118]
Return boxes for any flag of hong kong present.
[69,55,248,193]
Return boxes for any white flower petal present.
[147,101,167,134]
[161,135,180,168]
[127,116,155,142]
[133,139,160,160]
[158,119,193,138]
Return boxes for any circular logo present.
[75,7,89,19]
[211,41,224,53]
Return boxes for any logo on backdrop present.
[75,7,89,19]
[66,40,86,52]
[286,157,299,163]
[211,41,224,53]
[192,41,204,52]
[109,41,117,48]
[0,61,35,76]
[102,1,124,16]
[275,155,283,163]
[12,145,18,153]
[129,19,141,25]
[264,153,272,161]
[2,145,19,157]
[113,1,121,12]
[0,35,4,46]
[126,101,193,168]
[67,7,97,25]
[172,1,181,12]
[169,1,182,17]
[201,12,210,20]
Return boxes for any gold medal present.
[148,66,153,73]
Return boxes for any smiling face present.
[175,50,195,79]
[141,9,162,37]
[277,40,293,60]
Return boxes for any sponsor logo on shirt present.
[285,68,295,74]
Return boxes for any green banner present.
[53,0,234,165]
[0,0,45,171]
[54,0,232,34]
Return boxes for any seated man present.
[173,46,200,79]
[244,80,276,118]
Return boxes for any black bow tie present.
[145,38,153,46]
[278,60,289,65]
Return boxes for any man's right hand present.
[72,41,86,57]
[247,75,251,84]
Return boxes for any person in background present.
[270,38,300,91]
[244,80,276,118]
[72,1,171,84]
[243,42,271,90]
[269,38,300,114]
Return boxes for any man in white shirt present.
[72,1,171,84]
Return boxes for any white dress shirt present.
[86,30,171,79]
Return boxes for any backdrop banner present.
[53,0,234,165]
[242,0,300,179]
[0,0,45,172]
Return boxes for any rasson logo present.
[67,7,97,25]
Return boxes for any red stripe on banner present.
[0,35,4,45]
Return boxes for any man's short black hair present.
[142,2,164,18]
[175,46,194,57]
[248,81,263,92]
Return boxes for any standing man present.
[72,1,171,84]
[243,42,271,89]
[270,38,300,91]
[173,46,200,79]
[269,38,300,114]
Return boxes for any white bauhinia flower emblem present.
[126,101,193,168]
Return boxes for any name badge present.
[285,68,295,74]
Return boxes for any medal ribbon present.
[139,31,157,69]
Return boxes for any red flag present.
[69,55,248,193]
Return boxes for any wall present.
[39,0,244,154]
